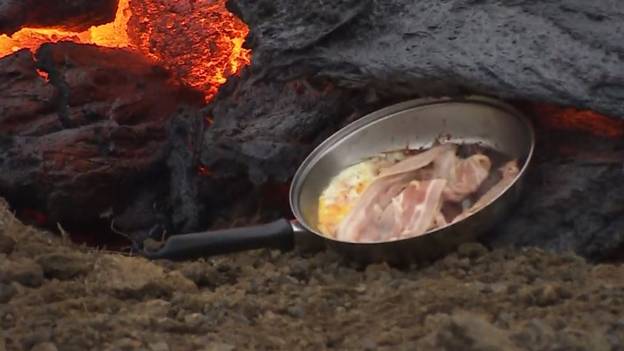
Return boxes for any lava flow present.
[0,0,132,58]
[529,103,624,138]
[0,0,250,102]
[128,0,251,101]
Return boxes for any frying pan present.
[142,96,535,263]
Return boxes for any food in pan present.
[317,151,407,235]
[317,143,519,242]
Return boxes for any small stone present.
[360,337,378,351]
[289,260,310,281]
[183,313,206,327]
[0,234,15,254]
[30,342,58,351]
[490,283,508,294]
[286,305,304,318]
[420,312,519,350]
[536,284,563,307]
[143,238,164,253]
[518,284,570,307]
[21,328,53,350]
[0,282,17,303]
[457,242,488,259]
[266,249,280,260]
[108,338,142,350]
[179,262,217,287]
[472,281,490,293]
[0,257,44,287]
[203,342,235,351]
[517,286,535,304]
[36,252,92,280]
[354,284,367,293]
[148,341,170,351]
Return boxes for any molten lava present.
[0,0,250,102]
[0,0,131,55]
[530,103,624,138]
[128,0,251,101]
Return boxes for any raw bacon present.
[433,147,492,202]
[452,160,520,223]
[390,179,447,238]
[336,145,453,241]
[325,142,518,243]
[379,144,456,178]
[336,172,416,242]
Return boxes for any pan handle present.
[140,219,294,260]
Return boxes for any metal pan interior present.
[289,96,535,242]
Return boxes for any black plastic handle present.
[141,219,295,260]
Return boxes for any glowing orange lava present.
[0,0,250,102]
[0,0,131,55]
[128,0,251,101]
[530,103,624,138]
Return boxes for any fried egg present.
[317,151,406,236]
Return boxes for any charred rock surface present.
[203,77,373,185]
[487,128,624,260]
[167,76,372,233]
[0,0,119,35]
[0,42,203,232]
[230,0,624,118]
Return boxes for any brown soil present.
[1,199,623,351]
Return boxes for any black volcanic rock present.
[230,0,624,118]
[0,0,119,35]
[0,43,203,231]
[488,129,624,260]
[205,0,624,193]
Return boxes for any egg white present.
[317,151,407,236]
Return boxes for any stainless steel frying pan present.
[142,96,535,263]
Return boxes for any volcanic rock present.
[0,0,119,35]
[0,43,203,232]
[488,129,624,260]
[204,0,624,192]
[230,0,624,118]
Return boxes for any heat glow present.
[531,103,624,138]
[0,0,250,102]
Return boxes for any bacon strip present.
[433,148,492,202]
[336,145,456,242]
[379,144,456,178]
[390,179,447,238]
[335,143,511,243]
[453,160,519,223]
[336,172,415,242]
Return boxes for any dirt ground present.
[1,199,624,351]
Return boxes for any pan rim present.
[289,95,536,245]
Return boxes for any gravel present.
[1,199,623,350]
